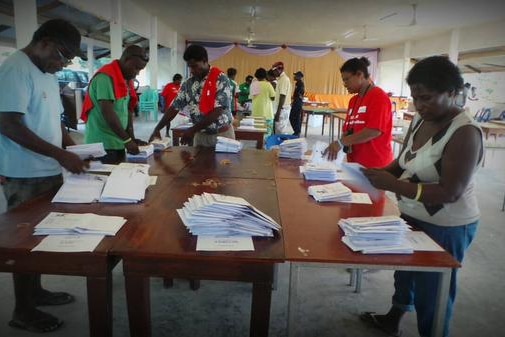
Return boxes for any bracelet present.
[336,138,344,148]
[122,137,132,144]
[414,183,423,201]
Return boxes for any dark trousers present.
[289,101,303,135]
[99,149,126,164]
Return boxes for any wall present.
[463,72,505,118]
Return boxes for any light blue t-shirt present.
[0,50,63,178]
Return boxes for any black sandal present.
[35,290,75,306]
[360,311,402,337]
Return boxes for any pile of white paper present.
[99,163,151,203]
[150,137,171,151]
[310,141,345,166]
[308,182,352,202]
[126,144,154,160]
[240,118,255,126]
[279,138,307,159]
[300,162,340,181]
[339,216,413,254]
[215,136,243,153]
[52,174,107,203]
[66,143,106,160]
[34,212,127,236]
[31,212,127,253]
[177,193,281,237]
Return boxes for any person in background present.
[226,68,238,116]
[324,57,393,168]
[149,44,234,147]
[0,19,88,333]
[250,67,276,136]
[238,75,254,111]
[267,69,277,90]
[290,71,305,136]
[82,45,149,164]
[360,56,483,337]
[271,61,293,134]
[160,73,183,136]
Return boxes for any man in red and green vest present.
[82,45,148,163]
[149,44,234,147]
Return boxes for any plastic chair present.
[139,88,159,121]
[265,134,299,150]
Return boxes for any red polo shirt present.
[342,86,393,168]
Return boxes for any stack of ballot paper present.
[177,193,281,237]
[31,212,127,253]
[126,144,154,160]
[34,212,127,236]
[215,136,243,153]
[300,162,340,181]
[99,163,151,203]
[279,138,307,159]
[240,118,255,126]
[52,174,107,203]
[339,216,414,254]
[150,137,171,151]
[308,182,352,202]
[66,143,106,159]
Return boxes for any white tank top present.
[397,112,482,227]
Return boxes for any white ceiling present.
[137,0,505,49]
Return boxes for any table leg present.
[321,114,325,136]
[337,119,342,139]
[257,136,264,149]
[304,112,310,138]
[287,262,300,337]
[329,114,335,143]
[86,274,113,337]
[125,275,151,337]
[431,269,451,337]
[250,281,273,337]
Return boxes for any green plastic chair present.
[139,88,159,121]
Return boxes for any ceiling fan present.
[380,3,418,27]
[362,25,378,42]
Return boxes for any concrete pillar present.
[400,41,412,97]
[13,0,38,48]
[149,15,158,89]
[87,42,95,76]
[449,29,460,64]
[110,0,123,60]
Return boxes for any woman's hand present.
[361,168,398,191]
[322,141,341,161]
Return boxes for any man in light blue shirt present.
[0,19,88,333]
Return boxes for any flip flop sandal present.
[360,311,402,337]
[9,316,63,333]
[35,291,75,306]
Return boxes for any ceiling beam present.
[459,48,505,61]
[464,64,482,73]
[38,1,62,14]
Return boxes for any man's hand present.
[149,130,162,142]
[125,140,140,154]
[322,141,342,161]
[56,151,89,174]
[135,138,148,146]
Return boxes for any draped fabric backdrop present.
[192,42,378,95]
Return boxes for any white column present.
[87,42,95,76]
[109,0,123,60]
[13,0,38,48]
[449,29,460,64]
[400,41,411,97]
[149,15,159,89]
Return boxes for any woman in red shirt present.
[324,57,393,168]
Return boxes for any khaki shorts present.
[194,127,236,147]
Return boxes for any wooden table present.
[234,127,267,149]
[112,174,284,337]
[478,122,505,140]
[302,106,338,141]
[0,190,137,337]
[274,177,460,337]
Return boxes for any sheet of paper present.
[31,235,104,252]
[196,236,254,251]
[404,231,444,251]
[350,193,373,204]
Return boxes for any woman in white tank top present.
[360,56,483,337]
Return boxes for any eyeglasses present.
[55,46,73,66]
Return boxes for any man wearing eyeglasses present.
[82,45,149,163]
[0,19,88,333]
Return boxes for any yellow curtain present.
[211,48,348,95]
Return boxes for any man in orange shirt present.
[160,73,183,135]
